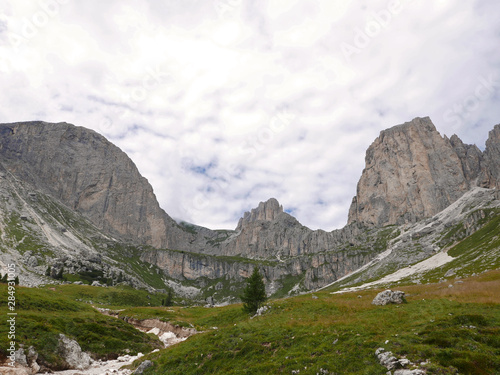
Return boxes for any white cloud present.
[1,0,500,230]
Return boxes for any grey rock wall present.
[348,117,500,227]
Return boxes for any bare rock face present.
[348,117,500,227]
[236,198,283,230]
[220,198,360,259]
[482,125,500,188]
[449,134,485,184]
[0,121,188,249]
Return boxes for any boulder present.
[11,347,39,375]
[375,348,400,371]
[0,367,31,375]
[372,290,406,306]
[58,334,92,370]
[134,360,153,374]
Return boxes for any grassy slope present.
[0,273,497,374]
[324,208,500,292]
[121,271,500,375]
[0,284,162,369]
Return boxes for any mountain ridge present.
[0,117,499,302]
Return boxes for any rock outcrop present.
[372,290,406,305]
[133,360,153,375]
[236,198,283,229]
[216,198,367,259]
[348,117,500,226]
[483,125,500,187]
[57,334,92,370]
[140,206,391,293]
[1,118,499,296]
[0,122,174,248]
[0,121,222,251]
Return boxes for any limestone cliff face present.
[483,125,500,188]
[140,239,377,291]
[134,196,388,292]
[218,198,361,259]
[4,118,499,293]
[348,117,500,227]
[0,121,186,248]
[236,198,283,230]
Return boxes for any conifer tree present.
[240,267,267,314]
[45,266,52,277]
[55,267,64,280]
[165,288,173,306]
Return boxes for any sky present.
[1,0,500,231]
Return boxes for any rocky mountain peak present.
[377,116,435,139]
[236,198,283,231]
[348,117,475,227]
[0,121,191,249]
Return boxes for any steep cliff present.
[2,118,499,299]
[0,121,193,249]
[482,125,500,188]
[216,198,364,260]
[348,117,500,227]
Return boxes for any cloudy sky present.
[1,1,499,231]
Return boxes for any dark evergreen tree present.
[55,267,64,280]
[0,273,7,283]
[14,276,19,285]
[165,288,173,307]
[45,266,52,277]
[240,267,267,314]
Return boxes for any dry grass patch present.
[399,270,500,304]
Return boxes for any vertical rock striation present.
[0,121,187,249]
[348,117,500,227]
[482,125,500,188]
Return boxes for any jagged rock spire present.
[236,198,283,231]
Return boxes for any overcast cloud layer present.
[1,0,500,230]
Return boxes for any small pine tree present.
[14,276,19,285]
[240,268,267,314]
[45,266,52,277]
[165,289,173,307]
[55,267,64,280]
[0,273,6,283]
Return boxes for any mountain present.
[0,118,499,303]
[0,121,181,248]
[348,117,500,227]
